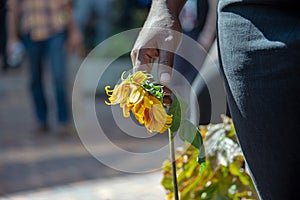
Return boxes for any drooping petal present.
[119,82,131,107]
[129,86,145,104]
[132,71,148,85]
[122,104,131,118]
[132,105,145,125]
[105,86,113,96]
[143,95,153,109]
[132,100,146,124]
[144,108,151,129]
[143,95,172,134]
[105,84,121,104]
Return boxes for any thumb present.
[158,50,174,86]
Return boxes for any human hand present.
[131,1,184,86]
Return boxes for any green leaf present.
[168,95,188,132]
[178,119,203,149]
[177,119,206,165]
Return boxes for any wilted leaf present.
[168,95,188,132]
[178,119,203,149]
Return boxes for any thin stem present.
[168,128,179,200]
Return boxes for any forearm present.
[7,0,19,41]
[145,0,187,28]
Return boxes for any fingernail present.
[160,73,171,85]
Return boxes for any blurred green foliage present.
[161,115,259,200]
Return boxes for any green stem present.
[168,128,179,200]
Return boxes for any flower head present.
[105,71,172,133]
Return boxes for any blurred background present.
[0,0,223,199]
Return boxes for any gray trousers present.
[217,1,300,199]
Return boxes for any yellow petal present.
[105,84,121,104]
[123,104,131,118]
[132,101,146,124]
[143,95,153,108]
[105,85,113,94]
[143,98,173,133]
[132,71,147,85]
[119,83,131,105]
[105,101,112,105]
[129,86,144,104]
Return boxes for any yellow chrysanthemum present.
[105,71,172,134]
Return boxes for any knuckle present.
[130,50,137,58]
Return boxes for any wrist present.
[146,0,185,30]
[166,0,187,17]
[152,0,186,18]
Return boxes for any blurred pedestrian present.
[173,0,218,124]
[74,0,112,50]
[7,0,82,134]
[174,0,218,84]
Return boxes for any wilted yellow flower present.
[105,71,172,134]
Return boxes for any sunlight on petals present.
[105,71,172,134]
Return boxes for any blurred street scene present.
[0,0,166,198]
[0,50,167,199]
[0,0,224,199]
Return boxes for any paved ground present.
[1,172,165,200]
[0,57,169,199]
